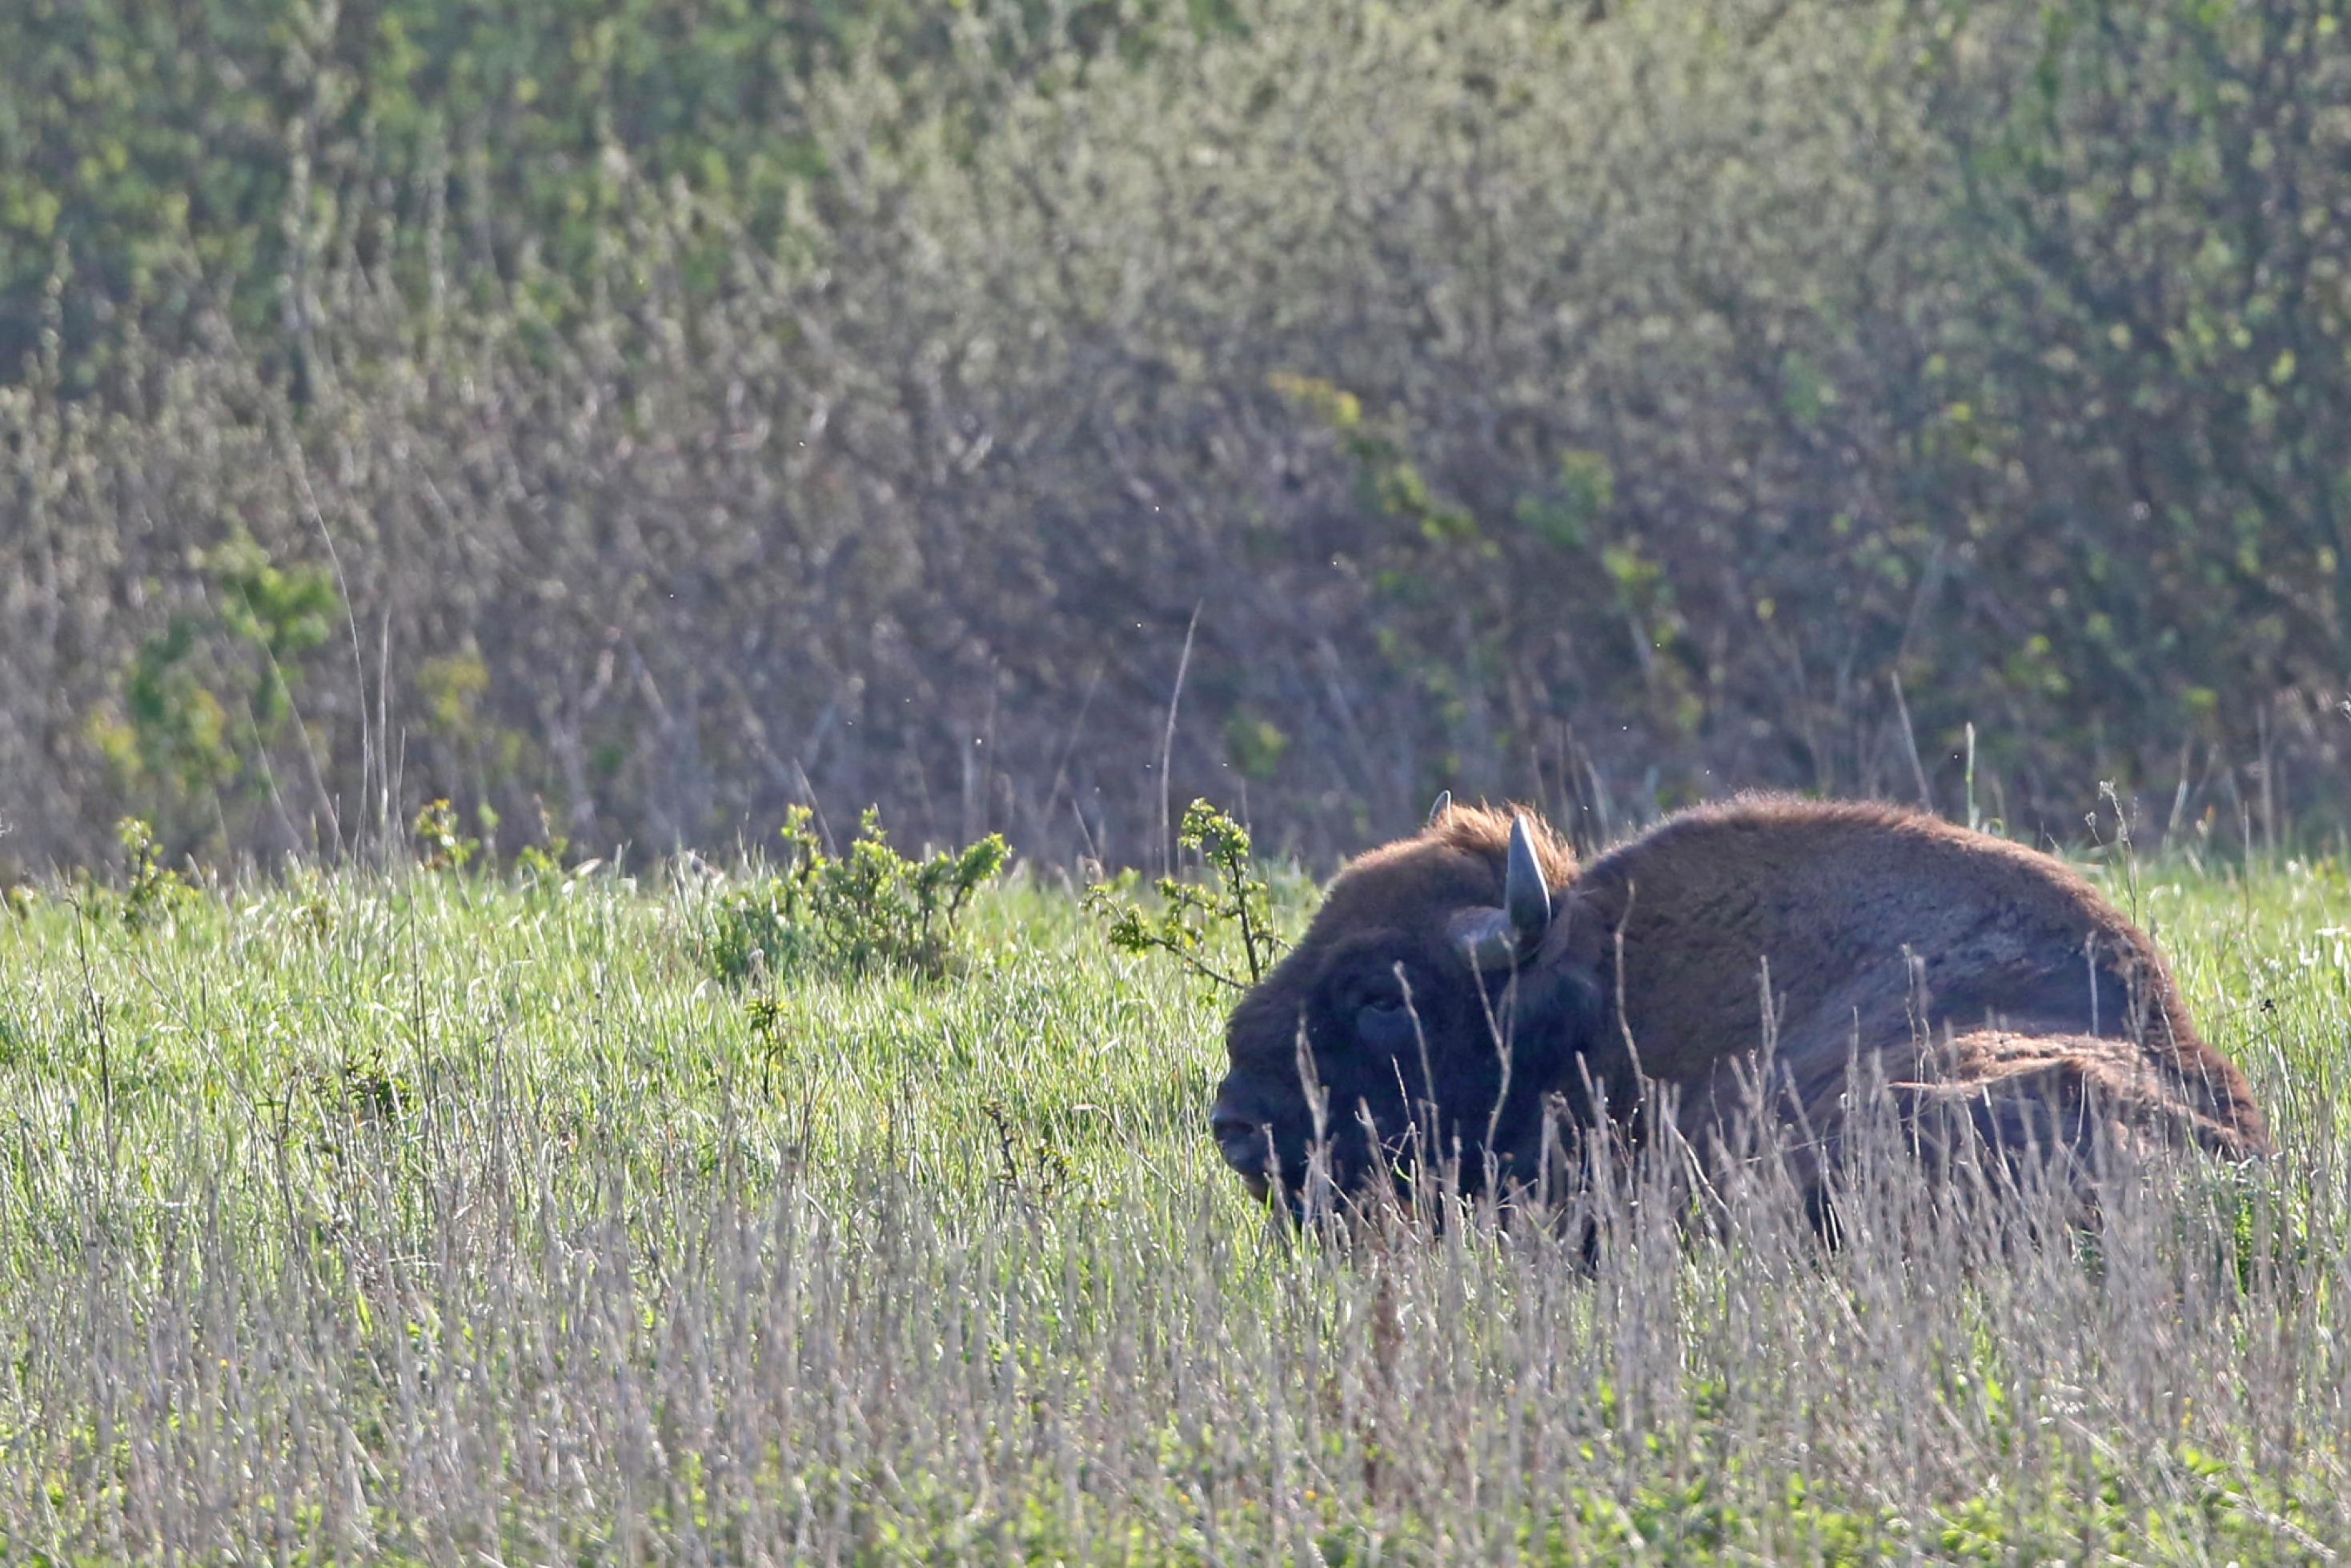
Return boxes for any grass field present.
[2,844,2348,1562]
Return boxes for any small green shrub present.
[515,799,573,885]
[707,807,1009,984]
[114,816,196,935]
[3,879,35,921]
[83,537,342,852]
[410,798,479,872]
[981,1097,1074,1199]
[1088,798,1282,991]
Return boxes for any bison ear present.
[1426,790,1453,828]
[1447,905,1517,969]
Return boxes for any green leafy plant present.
[86,536,341,847]
[410,798,479,872]
[707,807,1009,984]
[1087,798,1281,992]
[515,799,573,884]
[298,887,332,943]
[206,534,339,736]
[114,816,196,935]
[981,1097,1073,1199]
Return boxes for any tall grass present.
[0,854,2346,1562]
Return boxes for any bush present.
[1089,799,1282,992]
[409,798,479,873]
[2,0,2345,871]
[112,816,199,935]
[706,808,1009,983]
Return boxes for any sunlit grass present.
[0,851,2345,1562]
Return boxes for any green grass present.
[0,852,2347,1562]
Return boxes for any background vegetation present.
[0,844,2344,1559]
[6,0,2349,874]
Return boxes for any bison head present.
[1210,801,1609,1206]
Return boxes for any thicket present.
[4,0,2347,872]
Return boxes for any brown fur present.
[1210,795,2268,1209]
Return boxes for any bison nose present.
[1210,1105,1273,1177]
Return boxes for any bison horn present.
[1426,790,1452,828]
[1447,815,1555,969]
[1506,813,1551,944]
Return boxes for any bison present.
[1210,796,2269,1213]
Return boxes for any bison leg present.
[1665,1025,2259,1238]
[1890,1027,2264,1188]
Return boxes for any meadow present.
[2,835,2349,1563]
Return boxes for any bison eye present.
[1355,997,1422,1050]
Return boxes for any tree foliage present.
[2,0,2345,869]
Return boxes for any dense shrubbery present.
[3,0,2346,871]
[706,807,1009,981]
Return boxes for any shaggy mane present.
[1421,800,1578,888]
